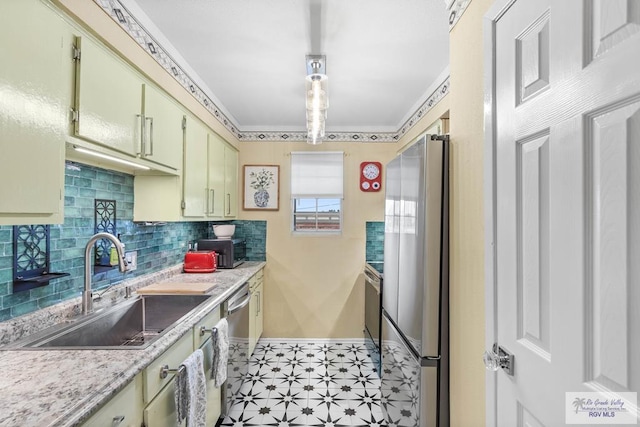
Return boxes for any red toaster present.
[183,251,217,273]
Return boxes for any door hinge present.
[72,46,81,61]
[182,116,187,130]
[70,108,79,123]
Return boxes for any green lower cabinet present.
[143,340,221,427]
[81,374,144,427]
[248,268,265,356]
[143,378,186,427]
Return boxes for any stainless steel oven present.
[364,262,383,376]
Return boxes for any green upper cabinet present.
[207,133,227,218]
[0,0,74,224]
[182,115,208,218]
[183,117,238,220]
[208,132,238,219]
[224,145,239,218]
[134,114,239,222]
[74,35,143,157]
[141,84,183,170]
[73,36,182,172]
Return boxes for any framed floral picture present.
[243,165,280,210]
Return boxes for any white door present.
[487,0,640,425]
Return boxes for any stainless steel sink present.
[4,294,211,350]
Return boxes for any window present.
[290,151,343,232]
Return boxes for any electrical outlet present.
[125,250,137,271]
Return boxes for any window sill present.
[291,230,342,237]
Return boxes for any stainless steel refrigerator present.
[382,135,449,427]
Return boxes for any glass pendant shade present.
[305,55,328,144]
[306,73,328,144]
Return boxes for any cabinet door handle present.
[226,193,231,215]
[111,415,125,427]
[145,116,154,156]
[210,189,215,214]
[205,188,209,215]
[256,291,261,317]
[137,114,145,156]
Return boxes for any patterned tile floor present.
[221,340,387,427]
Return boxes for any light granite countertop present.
[0,261,265,427]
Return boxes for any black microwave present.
[197,238,246,269]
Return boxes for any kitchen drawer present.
[82,374,143,427]
[143,338,221,427]
[143,332,192,403]
[192,305,221,349]
[143,377,185,427]
[248,269,263,291]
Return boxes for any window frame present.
[290,151,344,235]
[291,197,343,234]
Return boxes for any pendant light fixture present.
[305,55,328,145]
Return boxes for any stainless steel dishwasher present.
[221,283,251,416]
[364,262,383,376]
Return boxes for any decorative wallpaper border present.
[396,76,449,139]
[93,0,449,143]
[94,0,242,139]
[448,0,473,30]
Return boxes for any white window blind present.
[290,151,344,198]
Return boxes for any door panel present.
[383,156,401,321]
[586,99,640,391]
[397,141,426,356]
[492,0,640,424]
[516,132,550,357]
[589,0,640,61]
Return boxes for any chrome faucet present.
[83,232,128,315]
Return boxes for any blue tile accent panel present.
[208,220,267,262]
[237,220,267,262]
[366,221,384,262]
[0,162,209,320]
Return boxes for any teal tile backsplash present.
[209,220,267,262]
[232,220,267,262]
[0,162,210,321]
[366,221,384,262]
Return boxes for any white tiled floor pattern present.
[221,340,387,427]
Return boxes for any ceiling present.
[119,0,450,135]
